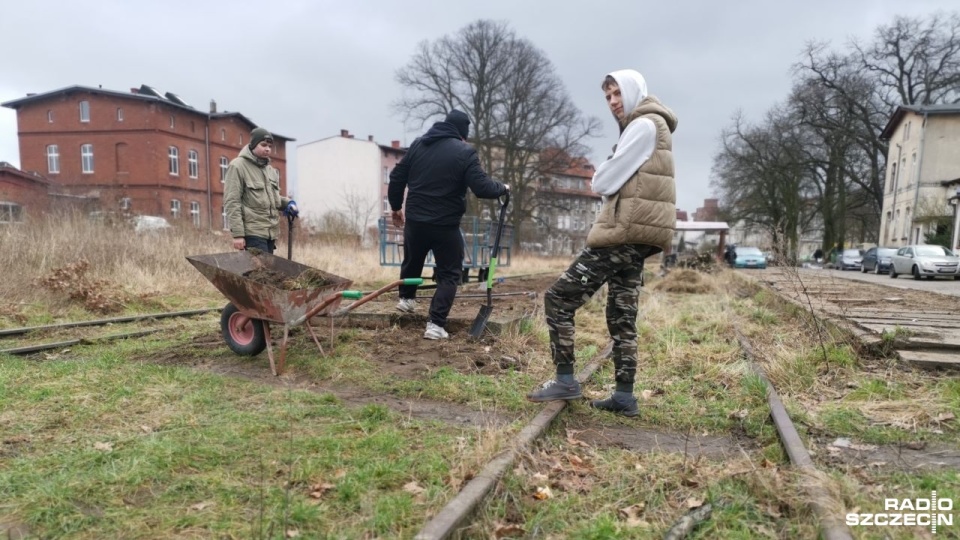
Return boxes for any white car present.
[889,245,960,280]
[132,215,172,233]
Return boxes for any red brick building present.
[693,198,720,222]
[1,84,292,229]
[0,161,50,222]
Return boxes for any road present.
[791,266,960,298]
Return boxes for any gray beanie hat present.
[249,127,274,150]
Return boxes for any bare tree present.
[394,19,600,245]
[854,12,960,108]
[712,107,815,258]
[340,189,380,245]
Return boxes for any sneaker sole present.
[589,403,639,417]
[397,307,415,314]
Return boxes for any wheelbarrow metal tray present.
[187,251,352,324]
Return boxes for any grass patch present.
[0,352,493,538]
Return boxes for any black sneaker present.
[590,395,639,417]
[526,379,582,402]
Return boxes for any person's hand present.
[232,237,245,250]
[391,210,404,228]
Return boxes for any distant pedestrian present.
[525,69,678,417]
[388,110,508,340]
[224,127,298,254]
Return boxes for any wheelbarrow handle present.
[341,278,423,299]
[332,278,424,316]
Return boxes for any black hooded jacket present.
[388,121,506,227]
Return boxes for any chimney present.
[368,135,374,142]
[340,129,349,137]
[209,99,217,113]
[130,88,139,94]
[26,93,36,97]
[391,140,400,149]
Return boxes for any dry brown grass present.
[653,268,719,294]
[0,213,569,318]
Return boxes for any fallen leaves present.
[618,503,650,528]
[532,486,553,500]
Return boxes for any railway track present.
[0,308,219,356]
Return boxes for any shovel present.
[286,213,296,260]
[469,192,510,338]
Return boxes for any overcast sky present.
[1,0,956,215]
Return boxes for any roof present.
[0,162,50,185]
[879,103,960,140]
[675,221,730,232]
[1,85,294,142]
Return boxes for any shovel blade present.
[468,304,494,338]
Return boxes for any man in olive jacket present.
[224,127,298,253]
[527,69,678,416]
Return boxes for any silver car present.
[837,248,864,271]
[889,245,960,280]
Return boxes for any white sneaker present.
[396,298,417,313]
[424,322,449,340]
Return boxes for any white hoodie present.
[590,70,657,197]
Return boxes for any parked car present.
[889,244,960,280]
[860,247,897,274]
[733,246,767,269]
[836,248,864,271]
[132,215,172,233]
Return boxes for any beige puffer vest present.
[586,95,678,252]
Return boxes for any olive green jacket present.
[223,145,290,240]
[586,95,678,252]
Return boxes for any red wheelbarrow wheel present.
[220,303,266,356]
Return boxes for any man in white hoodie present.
[526,70,678,416]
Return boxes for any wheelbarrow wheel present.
[220,303,266,356]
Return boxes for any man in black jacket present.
[388,109,508,340]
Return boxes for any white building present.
[296,129,405,245]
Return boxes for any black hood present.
[420,121,463,146]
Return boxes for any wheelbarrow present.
[187,251,421,376]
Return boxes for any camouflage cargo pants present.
[544,244,657,384]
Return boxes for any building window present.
[46,145,60,174]
[190,201,201,227]
[889,163,897,193]
[0,202,23,223]
[168,146,179,175]
[220,128,226,141]
[117,108,123,122]
[222,205,228,230]
[904,121,911,141]
[80,144,94,173]
[238,134,243,146]
[47,110,53,123]
[188,150,199,178]
[383,197,390,213]
[169,115,175,129]
[79,101,90,122]
[170,199,181,219]
[120,197,132,212]
[383,166,389,184]
[220,156,229,182]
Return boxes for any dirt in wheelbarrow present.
[243,267,332,290]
